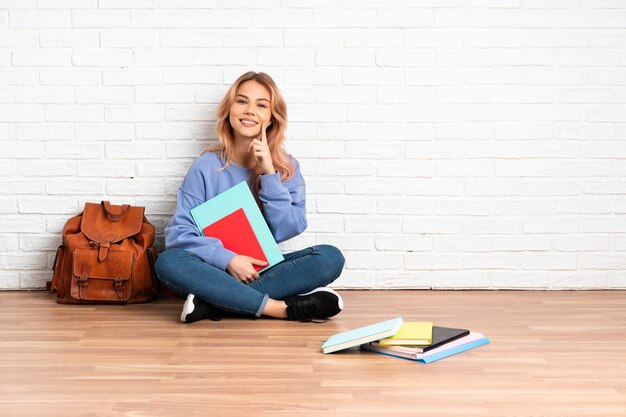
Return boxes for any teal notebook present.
[321,317,404,354]
[189,181,284,273]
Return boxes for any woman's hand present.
[249,120,275,175]
[226,255,268,284]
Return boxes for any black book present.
[370,326,470,353]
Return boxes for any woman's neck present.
[231,135,254,169]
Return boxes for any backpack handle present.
[101,201,130,222]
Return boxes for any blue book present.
[361,334,490,364]
[321,317,404,354]
[189,181,284,273]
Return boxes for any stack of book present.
[321,317,489,364]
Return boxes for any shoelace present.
[288,300,327,323]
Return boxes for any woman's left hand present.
[249,121,275,175]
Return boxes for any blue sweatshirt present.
[164,151,307,270]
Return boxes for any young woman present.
[155,71,345,323]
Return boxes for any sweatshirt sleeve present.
[163,164,237,271]
[258,157,308,243]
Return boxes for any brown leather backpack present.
[49,201,158,304]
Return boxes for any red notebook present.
[202,208,268,271]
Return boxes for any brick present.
[301,215,343,233]
[555,123,613,140]
[493,236,551,251]
[75,87,133,104]
[0,68,38,85]
[45,142,103,159]
[12,49,71,66]
[0,31,38,47]
[434,235,492,252]
[137,123,208,140]
[132,9,249,28]
[75,123,133,141]
[581,216,626,233]
[105,105,163,122]
[136,160,192,177]
[376,123,435,141]
[254,9,310,28]
[405,29,464,48]
[76,160,135,178]
[523,216,579,233]
[316,196,375,214]
[494,123,552,140]
[288,104,345,122]
[464,253,520,269]
[405,179,464,196]
[0,253,47,269]
[464,218,522,234]
[346,252,403,270]
[38,0,96,7]
[133,49,194,66]
[316,123,375,140]
[402,217,462,234]
[105,178,166,196]
[491,271,548,289]
[16,160,75,176]
[553,198,613,214]
[0,235,18,251]
[40,68,100,86]
[376,235,433,251]
[9,10,70,28]
[72,49,130,67]
[164,105,212,122]
[343,29,402,48]
[15,87,74,104]
[71,10,130,27]
[377,198,432,214]
[405,254,463,270]
[2,141,44,158]
[377,160,434,178]
[16,124,74,140]
[552,236,610,251]
[100,29,159,47]
[345,216,401,233]
[550,272,609,290]
[316,50,373,67]
[98,0,157,7]
[46,178,103,195]
[105,141,165,158]
[163,68,222,85]
[317,233,374,251]
[19,235,60,251]
[436,160,493,177]
[0,216,46,233]
[222,30,282,47]
[434,199,492,216]
[39,30,99,47]
[45,105,103,122]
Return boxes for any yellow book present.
[376,322,433,346]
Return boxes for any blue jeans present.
[154,245,345,317]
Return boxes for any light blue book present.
[321,317,404,354]
[361,336,490,364]
[189,181,284,273]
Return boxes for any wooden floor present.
[1,290,625,417]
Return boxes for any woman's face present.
[229,80,272,141]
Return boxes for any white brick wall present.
[1,2,625,290]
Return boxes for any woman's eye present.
[237,100,246,104]
[258,104,267,108]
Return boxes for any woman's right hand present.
[226,255,268,284]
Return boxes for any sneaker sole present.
[181,293,196,322]
[297,287,344,311]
